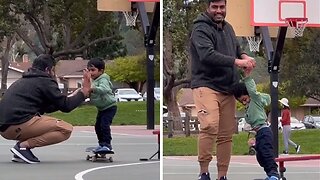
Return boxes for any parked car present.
[278,117,306,130]
[143,87,160,101]
[303,115,320,129]
[237,118,252,132]
[114,88,143,102]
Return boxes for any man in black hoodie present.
[190,0,256,180]
[0,54,91,164]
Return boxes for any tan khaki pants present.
[193,87,236,177]
[0,115,73,148]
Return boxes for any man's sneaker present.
[295,145,301,153]
[217,176,227,180]
[265,176,279,180]
[11,154,25,163]
[10,142,40,164]
[198,172,211,180]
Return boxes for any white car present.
[237,118,252,132]
[143,87,160,101]
[114,88,143,102]
[278,117,306,130]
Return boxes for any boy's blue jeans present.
[255,126,279,178]
[95,106,117,147]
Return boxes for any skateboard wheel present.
[109,157,113,162]
[92,156,97,162]
[281,177,286,180]
[86,155,90,160]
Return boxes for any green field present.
[48,101,160,126]
[164,129,320,156]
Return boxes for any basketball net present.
[285,18,308,37]
[122,11,139,26]
[246,36,262,52]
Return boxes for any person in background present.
[0,54,91,164]
[279,98,301,154]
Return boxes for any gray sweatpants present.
[282,125,297,152]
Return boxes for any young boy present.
[233,68,280,180]
[87,58,117,152]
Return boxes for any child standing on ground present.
[232,68,280,180]
[87,58,117,152]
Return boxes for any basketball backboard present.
[226,0,320,38]
[97,0,156,12]
[226,0,295,37]
[252,0,320,27]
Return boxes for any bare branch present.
[16,28,43,55]
[53,35,116,57]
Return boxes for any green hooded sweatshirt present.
[244,76,271,129]
[90,73,116,111]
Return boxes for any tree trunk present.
[1,35,15,94]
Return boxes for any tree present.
[280,28,320,101]
[163,0,204,131]
[3,0,126,59]
[106,54,160,92]
[0,2,19,94]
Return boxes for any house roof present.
[300,98,320,107]
[7,60,90,78]
[55,60,89,77]
[10,62,32,72]
[177,88,194,107]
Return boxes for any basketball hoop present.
[285,18,308,37]
[122,11,139,26]
[246,36,262,52]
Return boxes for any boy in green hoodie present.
[232,68,280,180]
[87,58,117,152]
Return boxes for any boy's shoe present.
[11,154,25,163]
[295,145,301,153]
[217,176,227,180]
[94,146,111,153]
[106,144,113,151]
[198,172,211,180]
[10,142,40,164]
[265,176,279,180]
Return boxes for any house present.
[177,88,320,121]
[0,59,127,93]
[293,98,320,120]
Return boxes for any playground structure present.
[97,0,160,130]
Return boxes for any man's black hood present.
[22,67,51,78]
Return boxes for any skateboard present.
[85,147,114,162]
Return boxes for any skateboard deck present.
[85,147,114,162]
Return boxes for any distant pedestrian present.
[279,98,301,154]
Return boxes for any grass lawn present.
[48,101,160,126]
[164,129,320,156]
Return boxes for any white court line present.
[164,171,320,175]
[79,131,154,137]
[75,161,159,180]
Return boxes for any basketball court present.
[0,126,160,180]
[163,155,320,180]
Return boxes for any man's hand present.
[235,57,256,69]
[81,69,91,98]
